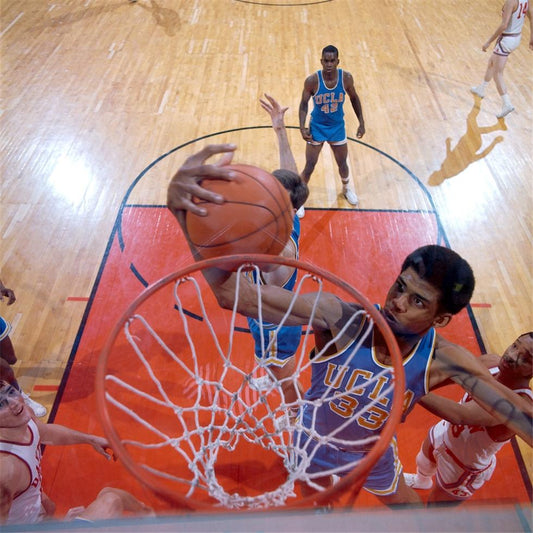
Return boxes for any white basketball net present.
[101,261,398,510]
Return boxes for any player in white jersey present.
[0,381,152,525]
[471,0,532,118]
[1,416,46,524]
[405,332,533,504]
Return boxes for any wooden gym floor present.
[1,0,532,525]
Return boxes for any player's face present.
[499,335,533,379]
[382,267,447,337]
[320,52,339,72]
[0,383,31,428]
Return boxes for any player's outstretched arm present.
[36,419,114,460]
[260,93,298,174]
[166,144,241,294]
[433,338,533,446]
[260,93,288,132]
[419,393,500,426]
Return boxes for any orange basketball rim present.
[96,254,406,512]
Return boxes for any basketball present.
[186,164,293,260]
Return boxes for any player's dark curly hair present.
[322,44,339,57]
[401,245,475,315]
[272,169,309,210]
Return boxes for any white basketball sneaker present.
[496,104,515,119]
[343,188,359,206]
[470,85,485,98]
[404,472,433,490]
[296,206,305,218]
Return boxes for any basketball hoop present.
[96,254,405,511]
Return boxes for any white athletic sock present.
[416,449,436,477]
[403,450,436,489]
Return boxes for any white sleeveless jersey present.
[504,0,529,34]
[442,368,533,470]
[0,419,45,525]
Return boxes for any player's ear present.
[432,313,451,329]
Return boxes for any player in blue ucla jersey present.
[299,45,365,208]
[167,146,532,507]
[246,214,303,405]
[246,95,308,406]
[169,94,308,406]
[295,307,437,498]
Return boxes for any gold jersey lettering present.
[345,368,372,394]
[402,389,415,414]
[324,364,392,408]
[324,362,349,388]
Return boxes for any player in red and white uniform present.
[0,381,152,525]
[471,0,532,118]
[406,332,533,503]
[0,416,45,524]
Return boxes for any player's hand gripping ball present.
[186,164,293,260]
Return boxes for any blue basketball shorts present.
[309,119,347,145]
[247,318,302,366]
[294,427,403,496]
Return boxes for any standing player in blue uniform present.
[167,145,532,507]
[167,95,308,409]
[299,45,365,209]
[247,94,308,407]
